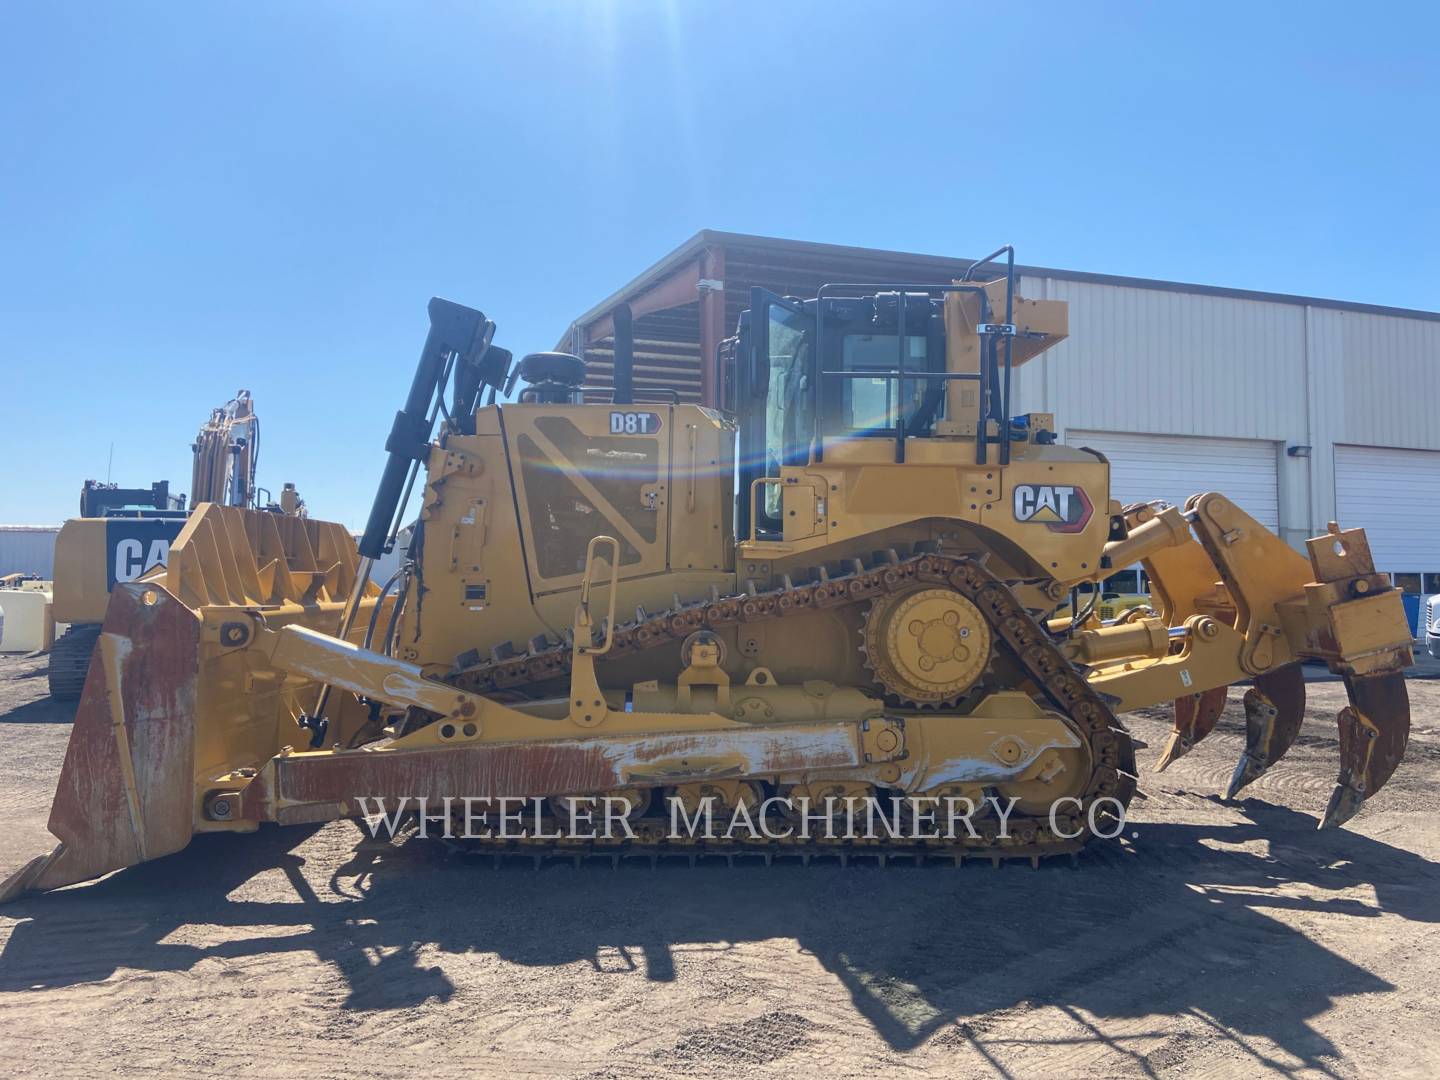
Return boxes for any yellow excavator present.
[2,249,1413,900]
[46,391,305,698]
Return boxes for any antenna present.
[106,442,114,484]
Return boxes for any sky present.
[2,1,1437,528]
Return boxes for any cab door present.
[738,288,816,540]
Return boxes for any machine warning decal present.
[609,411,662,435]
[1012,484,1093,533]
[105,519,185,589]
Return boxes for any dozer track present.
[441,550,1139,864]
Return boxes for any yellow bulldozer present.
[1,249,1413,900]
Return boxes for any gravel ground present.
[1,650,1438,1079]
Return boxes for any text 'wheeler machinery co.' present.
[2,249,1413,899]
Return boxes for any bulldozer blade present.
[1155,685,1228,772]
[1225,662,1306,799]
[0,584,200,904]
[1321,673,1410,829]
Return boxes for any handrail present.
[577,535,621,655]
[578,385,682,404]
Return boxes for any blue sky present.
[2,1,1436,528]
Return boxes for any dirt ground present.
[1,653,1438,1079]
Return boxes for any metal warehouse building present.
[557,231,1440,595]
[0,526,59,579]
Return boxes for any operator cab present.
[751,291,950,439]
[725,249,1070,540]
[732,290,956,539]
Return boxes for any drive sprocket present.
[860,586,992,706]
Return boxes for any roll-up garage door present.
[1066,431,1280,531]
[1334,445,1440,577]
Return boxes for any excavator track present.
[47,623,99,701]
[445,551,1138,864]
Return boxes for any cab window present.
[762,305,813,517]
[839,333,932,433]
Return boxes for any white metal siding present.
[1014,276,1308,441]
[1333,445,1440,573]
[1335,313,1440,451]
[1068,431,1279,531]
[0,527,59,578]
[1009,276,1440,543]
[1303,308,1440,532]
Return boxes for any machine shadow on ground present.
[3,801,1437,1072]
[0,698,74,724]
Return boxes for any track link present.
[47,623,99,701]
